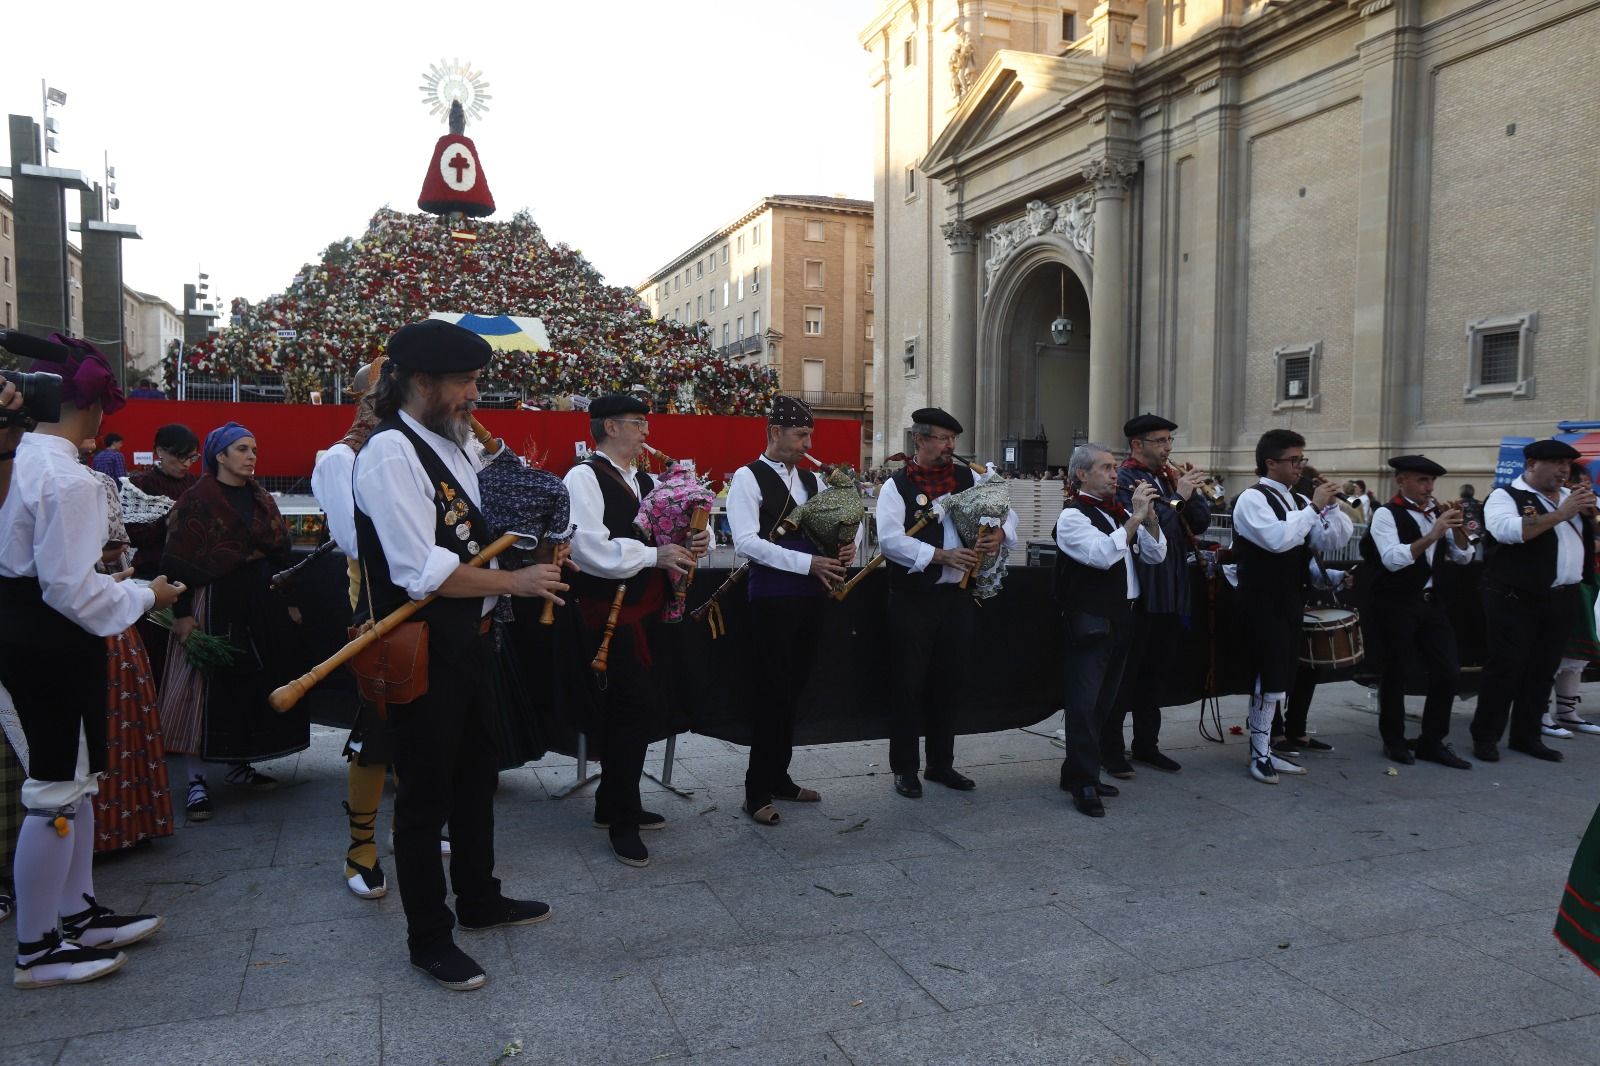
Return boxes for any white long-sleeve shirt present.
[1369,499,1474,588]
[0,433,154,636]
[351,410,495,617]
[728,455,814,575]
[1484,476,1585,587]
[1233,477,1353,556]
[875,478,1019,585]
[1054,500,1167,598]
[562,450,659,580]
[311,442,359,559]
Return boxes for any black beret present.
[1123,412,1178,439]
[385,320,493,373]
[1525,439,1582,461]
[589,393,650,419]
[769,394,814,428]
[911,407,963,435]
[1388,454,1447,477]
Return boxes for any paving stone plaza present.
[1,681,1597,1065]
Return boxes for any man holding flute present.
[353,320,568,991]
[1470,438,1596,764]
[1054,443,1165,817]
[1105,413,1210,778]
[1359,455,1474,769]
[562,394,708,868]
[878,408,1018,799]
[726,395,853,825]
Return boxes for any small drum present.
[1301,607,1364,669]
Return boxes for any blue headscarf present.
[203,421,254,474]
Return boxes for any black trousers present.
[1062,608,1134,791]
[1104,606,1177,756]
[1471,583,1577,749]
[1271,663,1318,740]
[591,626,651,831]
[389,630,501,958]
[745,595,824,809]
[1372,592,1460,745]
[888,587,974,775]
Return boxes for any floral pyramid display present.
[166,207,779,415]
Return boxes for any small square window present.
[737,234,745,254]
[737,275,744,301]
[1272,341,1321,411]
[904,165,918,202]
[753,223,762,245]
[865,311,875,340]
[804,260,824,289]
[737,316,745,340]
[903,336,918,375]
[804,306,824,336]
[904,35,916,67]
[722,322,731,346]
[696,261,704,279]
[805,220,825,242]
[865,267,874,294]
[697,295,704,318]
[751,266,761,292]
[721,244,730,265]
[752,309,760,334]
[723,280,730,306]
[1061,10,1076,41]
[1465,311,1537,400]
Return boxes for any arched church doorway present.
[997,262,1091,470]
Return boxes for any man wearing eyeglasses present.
[877,407,1017,798]
[563,394,705,868]
[1231,429,1351,784]
[1104,413,1212,779]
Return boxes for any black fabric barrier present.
[287,548,1490,758]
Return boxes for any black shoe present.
[58,894,164,950]
[1095,781,1120,798]
[1101,755,1136,780]
[1508,739,1565,763]
[1292,736,1335,753]
[185,777,213,822]
[924,767,975,791]
[457,898,552,931]
[593,810,666,831]
[1070,786,1105,818]
[1414,740,1472,770]
[1269,736,1301,759]
[892,773,923,798]
[1383,742,1416,765]
[609,828,650,867]
[1129,747,1181,773]
[1472,741,1500,762]
[410,943,486,991]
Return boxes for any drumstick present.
[269,531,523,713]
[833,512,935,601]
[590,584,628,675]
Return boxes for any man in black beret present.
[563,393,707,866]
[354,320,569,989]
[726,394,854,824]
[1358,455,1474,768]
[876,407,1017,797]
[1103,413,1211,777]
[1470,439,1596,763]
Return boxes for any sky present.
[4,0,876,313]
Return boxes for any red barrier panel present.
[103,400,862,483]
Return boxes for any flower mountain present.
[167,207,778,416]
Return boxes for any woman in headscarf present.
[84,463,175,853]
[158,422,307,821]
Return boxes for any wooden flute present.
[269,538,339,591]
[589,584,628,675]
[833,511,936,601]
[269,531,522,713]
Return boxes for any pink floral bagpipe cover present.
[634,462,716,622]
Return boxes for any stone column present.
[941,218,979,442]
[1084,156,1139,446]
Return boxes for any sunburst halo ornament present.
[419,59,492,130]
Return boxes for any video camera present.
[0,330,71,430]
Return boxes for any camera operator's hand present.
[0,381,22,451]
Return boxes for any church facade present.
[862,0,1600,485]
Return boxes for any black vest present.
[352,417,487,655]
[745,460,823,600]
[1359,503,1452,599]
[1483,485,1595,592]
[1233,483,1311,597]
[568,455,656,605]
[1052,501,1132,619]
[886,465,975,592]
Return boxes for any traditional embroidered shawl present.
[161,474,289,587]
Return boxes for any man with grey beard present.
[354,319,569,991]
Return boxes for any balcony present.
[801,390,868,410]
[715,336,765,358]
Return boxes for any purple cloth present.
[91,449,127,479]
[747,531,825,600]
[43,334,125,415]
[202,421,254,474]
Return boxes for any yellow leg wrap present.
[344,760,386,876]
